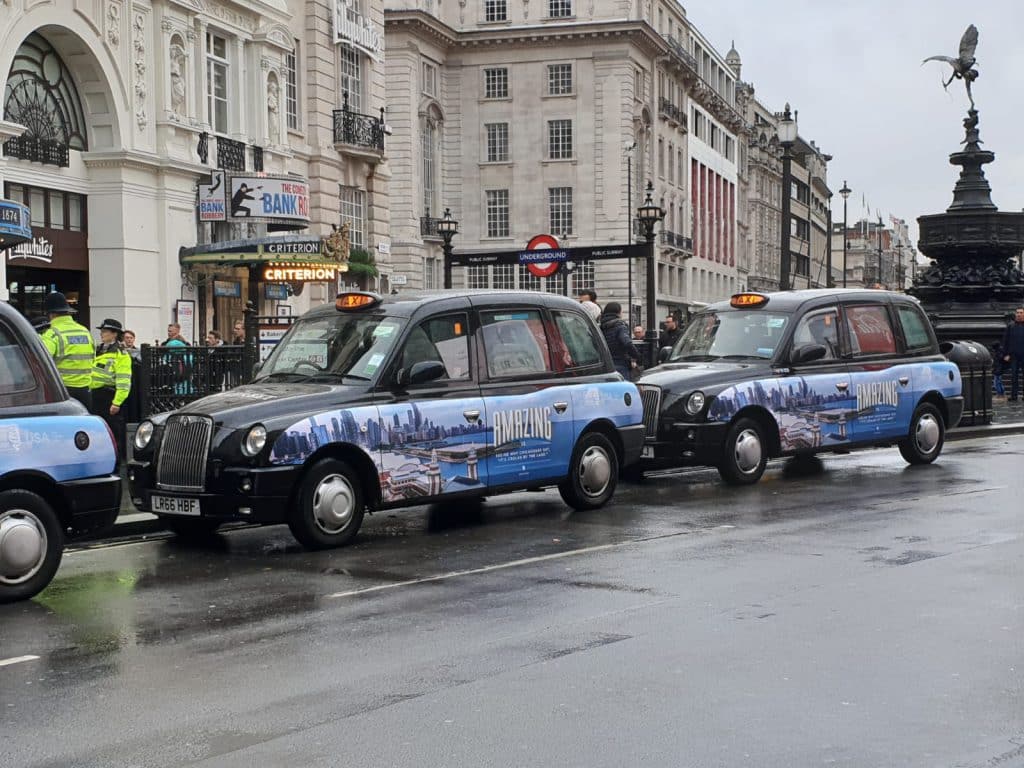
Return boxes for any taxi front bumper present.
[639,420,728,468]
[126,461,297,523]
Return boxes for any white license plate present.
[641,446,655,459]
[151,495,200,516]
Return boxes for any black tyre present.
[898,402,945,465]
[0,489,64,604]
[288,458,365,550]
[717,417,768,486]
[558,432,619,510]
[163,517,223,539]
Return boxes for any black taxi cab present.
[635,289,964,484]
[128,291,645,549]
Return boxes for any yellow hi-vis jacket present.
[41,315,95,389]
[91,342,133,406]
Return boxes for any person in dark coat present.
[1001,307,1024,400]
[659,315,683,351]
[599,301,640,379]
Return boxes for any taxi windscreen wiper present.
[674,354,717,361]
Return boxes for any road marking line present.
[0,655,40,668]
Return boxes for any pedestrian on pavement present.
[1001,307,1024,401]
[659,315,683,351]
[122,329,142,361]
[232,319,245,345]
[599,301,640,379]
[91,319,132,461]
[992,341,1006,397]
[633,325,645,341]
[39,292,94,410]
[206,330,224,347]
[163,322,188,345]
[578,289,601,324]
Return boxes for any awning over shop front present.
[179,235,346,268]
[0,199,32,252]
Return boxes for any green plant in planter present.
[346,247,378,291]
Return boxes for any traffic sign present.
[522,234,563,278]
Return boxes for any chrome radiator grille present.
[156,415,213,492]
[637,385,662,439]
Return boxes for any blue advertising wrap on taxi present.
[0,415,117,481]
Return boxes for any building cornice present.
[82,149,209,179]
[0,120,26,142]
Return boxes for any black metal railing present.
[252,144,264,172]
[216,135,246,172]
[663,34,744,130]
[421,216,442,239]
[660,231,694,251]
[3,135,70,167]
[658,97,687,129]
[138,344,247,417]
[332,97,385,152]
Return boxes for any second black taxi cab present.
[128,291,644,548]
[635,289,964,484]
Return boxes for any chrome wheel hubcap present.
[312,474,356,535]
[733,429,763,474]
[578,445,612,498]
[915,413,941,454]
[0,510,47,585]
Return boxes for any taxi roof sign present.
[730,293,769,308]
[335,291,381,311]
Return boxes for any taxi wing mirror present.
[658,346,672,364]
[405,360,446,385]
[791,343,828,365]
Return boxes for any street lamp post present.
[637,181,665,369]
[839,181,851,288]
[876,213,884,288]
[438,208,458,289]
[777,104,798,291]
[626,142,635,324]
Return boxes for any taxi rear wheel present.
[899,403,945,465]
[289,458,365,550]
[558,432,619,510]
[718,417,768,486]
[0,490,63,604]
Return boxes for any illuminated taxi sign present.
[730,293,769,308]
[335,292,381,311]
[262,263,338,282]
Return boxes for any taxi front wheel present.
[718,417,768,486]
[898,403,945,465]
[0,489,63,604]
[558,432,619,510]
[289,458,365,550]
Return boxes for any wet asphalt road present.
[2,436,1023,768]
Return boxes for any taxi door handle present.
[898,376,909,386]
[835,381,849,392]
[553,402,568,414]
[463,409,480,423]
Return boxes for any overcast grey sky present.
[689,1,1024,259]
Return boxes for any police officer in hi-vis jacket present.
[39,292,94,409]
[91,318,133,461]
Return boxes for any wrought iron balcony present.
[3,135,69,167]
[658,97,687,129]
[662,34,744,132]
[421,216,442,239]
[660,231,694,252]
[216,135,246,172]
[333,97,385,153]
[252,145,264,173]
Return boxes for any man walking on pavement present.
[599,301,640,379]
[659,314,683,351]
[1001,306,1024,401]
[40,292,94,409]
[578,289,601,323]
[90,319,132,461]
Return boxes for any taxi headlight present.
[684,391,706,416]
[242,425,268,457]
[134,420,154,451]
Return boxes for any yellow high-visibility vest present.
[41,315,94,389]
[91,343,133,406]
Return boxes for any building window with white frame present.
[206,32,230,134]
[493,263,514,289]
[484,0,507,21]
[340,45,363,112]
[468,265,489,289]
[547,63,572,95]
[519,265,541,292]
[422,118,438,215]
[548,0,572,18]
[483,67,508,99]
[339,185,366,248]
[547,119,572,159]
[284,42,299,130]
[421,61,437,97]
[549,187,573,235]
[485,123,509,162]
[486,189,510,238]
[573,261,595,294]
[424,257,436,289]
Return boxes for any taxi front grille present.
[638,385,661,439]
[156,415,213,492]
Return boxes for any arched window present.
[3,32,88,166]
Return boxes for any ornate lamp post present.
[777,104,798,290]
[839,181,851,288]
[637,181,665,368]
[438,208,459,289]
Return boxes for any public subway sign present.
[261,264,338,283]
[228,175,311,225]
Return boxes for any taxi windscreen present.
[669,310,792,361]
[257,314,406,381]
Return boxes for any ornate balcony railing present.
[420,216,442,239]
[216,135,246,172]
[252,144,264,172]
[658,97,687,129]
[663,34,744,132]
[660,231,694,251]
[3,135,70,167]
[333,96,385,153]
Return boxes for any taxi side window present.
[897,305,931,350]
[0,324,37,399]
[480,310,553,378]
[844,304,897,356]
[552,311,602,369]
[399,314,470,380]
[792,308,840,360]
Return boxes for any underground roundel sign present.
[520,234,566,278]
